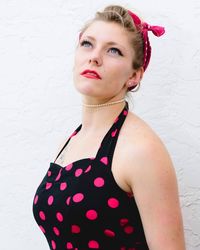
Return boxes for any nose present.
[89,49,103,66]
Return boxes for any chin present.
[74,82,99,97]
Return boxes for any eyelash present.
[110,47,123,56]
[80,39,123,56]
[80,40,91,47]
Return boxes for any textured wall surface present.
[0,0,199,249]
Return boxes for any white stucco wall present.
[0,0,199,249]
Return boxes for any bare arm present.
[126,136,185,250]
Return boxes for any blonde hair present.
[79,5,144,72]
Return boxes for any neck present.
[82,97,125,108]
[79,98,126,135]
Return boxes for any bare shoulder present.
[120,111,176,191]
[119,112,185,249]
[122,111,171,157]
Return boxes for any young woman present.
[33,5,185,250]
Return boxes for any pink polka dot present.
[47,170,51,177]
[48,195,54,205]
[100,156,108,165]
[39,225,45,233]
[94,177,105,187]
[46,182,52,190]
[123,110,128,116]
[86,210,98,220]
[73,193,84,203]
[56,212,63,222]
[71,224,80,233]
[120,218,129,226]
[65,163,73,171]
[55,169,62,181]
[111,129,118,137]
[39,211,46,221]
[107,198,119,208]
[114,117,119,123]
[127,192,133,198]
[75,168,83,177]
[104,229,115,237]
[124,225,134,234]
[34,195,38,205]
[88,240,99,249]
[51,240,56,250]
[60,182,67,191]
[66,196,71,205]
[66,242,73,249]
[70,131,77,137]
[53,226,60,236]
[85,165,91,173]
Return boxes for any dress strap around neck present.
[53,124,82,163]
[53,101,129,165]
[94,101,129,166]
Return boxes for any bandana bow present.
[142,23,165,37]
[127,10,165,72]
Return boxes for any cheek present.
[74,52,88,75]
[74,53,80,68]
[108,62,131,81]
[73,55,82,76]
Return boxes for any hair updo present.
[78,5,144,92]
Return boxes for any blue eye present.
[109,47,123,56]
[80,40,92,47]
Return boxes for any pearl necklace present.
[82,98,126,108]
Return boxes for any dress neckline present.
[51,101,129,169]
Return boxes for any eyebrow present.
[83,35,126,51]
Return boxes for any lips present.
[80,69,101,79]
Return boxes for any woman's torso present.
[54,107,150,194]
[32,101,150,249]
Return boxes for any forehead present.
[82,21,132,47]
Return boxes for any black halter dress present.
[32,101,149,249]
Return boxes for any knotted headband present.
[127,10,165,71]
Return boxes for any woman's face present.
[73,21,137,100]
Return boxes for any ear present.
[126,67,144,89]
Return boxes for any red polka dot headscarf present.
[127,10,165,72]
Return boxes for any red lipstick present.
[80,69,102,79]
